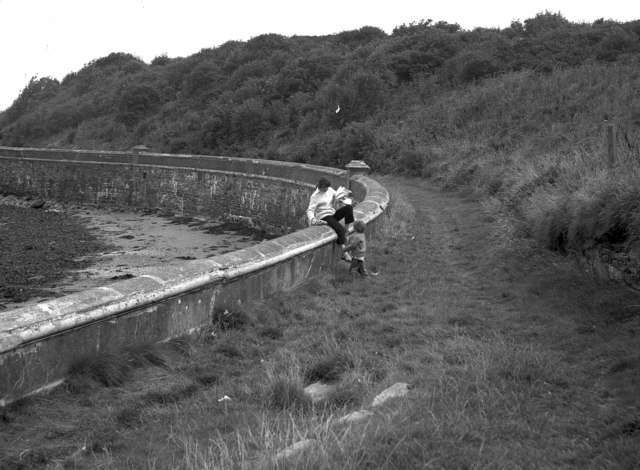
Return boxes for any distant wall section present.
[0,147,349,234]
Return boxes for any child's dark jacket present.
[345,232,366,259]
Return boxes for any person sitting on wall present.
[306,176,354,262]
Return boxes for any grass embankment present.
[1,176,639,469]
[390,63,640,256]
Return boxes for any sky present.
[0,0,638,112]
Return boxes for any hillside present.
[1,11,640,261]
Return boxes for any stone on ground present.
[337,410,375,424]
[371,382,410,407]
[304,381,334,402]
[275,438,317,460]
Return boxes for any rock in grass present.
[275,438,317,460]
[303,382,334,403]
[337,410,375,424]
[371,382,410,407]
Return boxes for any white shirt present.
[306,187,337,222]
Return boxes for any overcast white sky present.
[0,0,638,111]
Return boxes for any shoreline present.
[0,196,263,311]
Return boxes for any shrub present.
[181,62,223,97]
[45,103,84,134]
[523,11,570,37]
[92,52,144,70]
[457,56,499,83]
[151,53,171,66]
[1,76,60,125]
[116,84,161,128]
[334,26,387,47]
[596,27,640,61]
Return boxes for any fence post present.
[131,145,149,165]
[345,160,371,191]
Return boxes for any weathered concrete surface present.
[0,147,389,405]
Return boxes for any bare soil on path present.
[1,176,639,469]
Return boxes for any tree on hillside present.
[392,19,433,36]
[91,52,145,71]
[314,66,387,130]
[378,25,463,82]
[116,84,161,128]
[0,77,59,126]
[595,26,640,61]
[523,11,570,36]
[275,54,342,99]
[333,26,387,47]
[182,62,224,98]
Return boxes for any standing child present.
[342,220,370,277]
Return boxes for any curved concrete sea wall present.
[0,147,389,405]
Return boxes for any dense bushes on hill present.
[1,12,640,255]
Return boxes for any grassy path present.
[1,176,639,469]
[369,176,640,468]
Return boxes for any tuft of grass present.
[87,428,125,455]
[165,334,199,357]
[300,278,323,295]
[322,376,366,410]
[64,374,101,396]
[65,340,187,392]
[0,396,34,423]
[376,188,416,244]
[485,340,559,388]
[186,364,221,385]
[124,342,167,368]
[304,352,354,384]
[215,341,244,358]
[143,383,201,406]
[259,325,283,339]
[67,352,132,387]
[115,402,145,428]
[331,268,354,289]
[264,293,297,318]
[267,378,312,412]
[212,307,253,331]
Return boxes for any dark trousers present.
[349,258,369,277]
[321,205,354,245]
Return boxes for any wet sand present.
[1,201,261,310]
